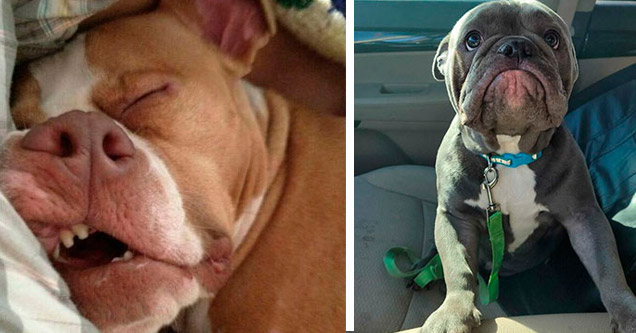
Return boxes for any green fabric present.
[413,254,443,288]
[384,211,504,305]
[383,247,443,288]
[480,210,503,305]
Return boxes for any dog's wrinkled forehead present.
[449,0,569,46]
[12,0,278,128]
[432,0,578,95]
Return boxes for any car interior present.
[353,0,636,331]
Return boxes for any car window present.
[355,0,636,58]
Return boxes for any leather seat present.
[354,165,505,332]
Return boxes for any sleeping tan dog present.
[0,0,344,331]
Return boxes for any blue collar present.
[481,151,542,168]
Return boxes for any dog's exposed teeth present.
[51,228,134,266]
[111,250,134,263]
[53,243,60,260]
[58,223,92,249]
[60,229,75,248]
[72,224,90,240]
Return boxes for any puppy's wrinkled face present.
[0,3,269,332]
[433,0,578,153]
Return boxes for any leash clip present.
[480,155,505,305]
[483,155,499,213]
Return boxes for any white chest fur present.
[464,135,549,252]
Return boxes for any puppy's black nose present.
[498,40,533,59]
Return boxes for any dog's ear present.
[161,0,276,76]
[432,34,450,81]
[570,44,579,86]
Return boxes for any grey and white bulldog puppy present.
[426,0,636,332]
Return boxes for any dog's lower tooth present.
[111,257,123,263]
[52,244,60,260]
[59,229,75,248]
[122,251,134,261]
[56,257,69,264]
[72,224,89,240]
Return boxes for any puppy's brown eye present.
[465,31,481,51]
[544,30,560,49]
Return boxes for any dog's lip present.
[55,252,147,272]
[483,69,546,101]
[53,230,131,270]
[54,249,152,272]
[461,64,550,126]
[42,219,194,269]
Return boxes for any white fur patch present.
[232,83,267,249]
[123,128,205,264]
[232,194,264,250]
[465,135,549,252]
[241,81,268,120]
[29,34,100,117]
[495,134,521,154]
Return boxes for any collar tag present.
[481,151,542,168]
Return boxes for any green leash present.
[383,155,505,305]
[478,210,503,304]
[383,247,443,289]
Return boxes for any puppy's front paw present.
[420,294,481,333]
[611,317,636,333]
[610,301,636,333]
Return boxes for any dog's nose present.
[21,111,135,166]
[497,39,533,59]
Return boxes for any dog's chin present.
[60,257,204,332]
[461,121,558,155]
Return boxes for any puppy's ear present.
[161,0,276,76]
[570,44,579,85]
[432,34,450,81]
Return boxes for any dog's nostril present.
[59,132,74,157]
[498,44,514,57]
[523,45,533,57]
[498,41,532,59]
[103,133,121,161]
[102,131,134,161]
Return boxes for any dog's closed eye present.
[119,71,180,115]
[122,83,170,115]
[93,71,180,120]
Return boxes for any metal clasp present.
[483,155,500,213]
